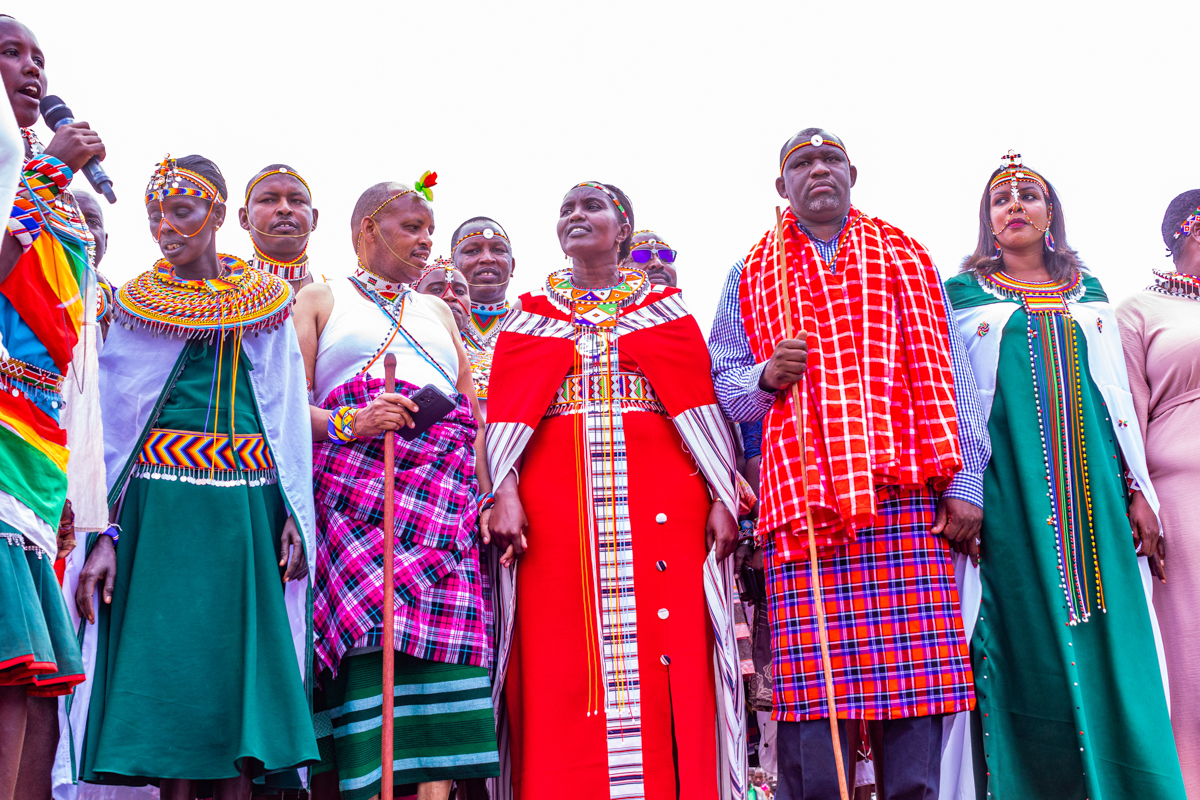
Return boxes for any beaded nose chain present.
[354,171,438,281]
[453,226,514,289]
[990,150,1054,242]
[144,155,225,243]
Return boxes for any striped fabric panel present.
[484,421,534,491]
[545,371,665,418]
[495,301,575,340]
[582,330,645,799]
[614,291,689,334]
[704,549,748,800]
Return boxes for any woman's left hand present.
[706,501,739,562]
[1129,491,1162,562]
[279,516,308,583]
[479,508,493,545]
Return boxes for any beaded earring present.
[993,240,1003,260]
[1044,230,1056,252]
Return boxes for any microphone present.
[39,95,116,203]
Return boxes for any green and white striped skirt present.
[313,651,499,800]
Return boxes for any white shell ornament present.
[483,228,495,239]
[810,134,824,147]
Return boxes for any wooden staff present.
[381,353,397,800]
[774,207,849,800]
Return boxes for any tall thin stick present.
[381,353,397,800]
[774,207,849,800]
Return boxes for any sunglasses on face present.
[629,247,677,264]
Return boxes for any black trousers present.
[776,715,943,800]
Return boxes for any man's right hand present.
[42,121,106,173]
[353,392,420,438]
[76,535,116,624]
[759,334,809,392]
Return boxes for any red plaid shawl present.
[739,207,961,558]
[312,374,486,674]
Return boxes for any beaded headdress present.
[416,256,456,287]
[355,170,438,274]
[144,154,225,205]
[244,166,311,205]
[574,182,629,225]
[631,232,672,250]
[1172,203,1200,244]
[989,150,1054,236]
[453,225,510,252]
[780,133,847,177]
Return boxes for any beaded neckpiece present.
[115,255,293,339]
[353,265,406,303]
[250,242,309,283]
[468,300,510,348]
[544,267,649,328]
[1149,269,1200,302]
[979,270,1085,312]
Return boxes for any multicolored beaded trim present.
[544,267,650,328]
[574,182,629,225]
[1149,269,1200,301]
[133,428,277,487]
[780,133,847,176]
[144,154,225,204]
[979,270,1084,311]
[250,240,309,282]
[452,226,510,251]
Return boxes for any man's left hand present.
[932,496,983,544]
[279,516,308,583]
[706,501,739,561]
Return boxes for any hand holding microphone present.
[38,95,114,203]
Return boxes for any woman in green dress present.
[69,155,318,800]
[942,151,1184,799]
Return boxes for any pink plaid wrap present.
[312,374,489,675]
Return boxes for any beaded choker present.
[115,255,293,339]
[979,270,1084,312]
[1149,269,1200,301]
[250,244,309,283]
[353,265,407,303]
[545,267,649,328]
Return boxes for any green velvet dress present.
[945,272,1185,800]
[81,339,318,783]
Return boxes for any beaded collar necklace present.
[352,265,407,303]
[115,255,293,339]
[1149,269,1200,301]
[250,242,309,283]
[545,267,649,328]
[979,270,1084,313]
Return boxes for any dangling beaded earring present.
[993,239,1003,260]
[1044,230,1056,252]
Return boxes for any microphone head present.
[40,95,73,129]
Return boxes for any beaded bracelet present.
[477,492,495,515]
[99,524,120,545]
[327,406,360,444]
[737,518,756,544]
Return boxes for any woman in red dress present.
[487,182,753,800]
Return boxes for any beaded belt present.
[544,371,666,418]
[133,428,276,487]
[0,356,64,403]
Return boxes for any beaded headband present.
[144,154,225,205]
[417,256,457,286]
[780,133,847,176]
[453,225,510,252]
[990,150,1051,197]
[574,182,629,225]
[365,170,439,219]
[244,166,311,205]
[1172,204,1200,243]
[632,237,672,250]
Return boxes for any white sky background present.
[16,0,1199,331]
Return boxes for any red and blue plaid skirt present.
[767,487,973,721]
[313,374,489,676]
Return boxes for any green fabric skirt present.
[0,525,83,696]
[314,651,498,799]
[81,339,318,783]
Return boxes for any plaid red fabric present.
[313,374,488,675]
[739,207,962,558]
[766,487,973,720]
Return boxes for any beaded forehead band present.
[144,154,225,205]
[632,236,672,250]
[244,166,311,205]
[574,182,629,225]
[1173,203,1200,243]
[780,133,847,177]
[417,256,457,286]
[453,225,510,252]
[990,150,1051,198]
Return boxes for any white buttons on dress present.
[655,513,667,524]
[658,608,669,620]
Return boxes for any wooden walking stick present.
[381,353,397,800]
[774,207,850,800]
